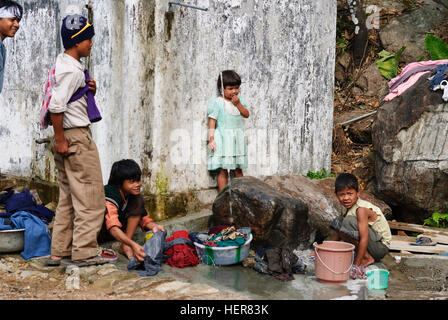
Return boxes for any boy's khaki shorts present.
[330,215,389,261]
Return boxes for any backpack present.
[40,62,57,129]
[39,63,102,129]
[164,230,200,268]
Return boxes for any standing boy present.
[46,14,112,267]
[0,0,23,94]
[330,173,392,279]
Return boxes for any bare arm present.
[50,113,69,156]
[231,96,250,118]
[355,207,370,266]
[109,226,146,261]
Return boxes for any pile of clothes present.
[127,229,200,277]
[0,189,54,260]
[189,225,248,248]
[0,189,54,224]
[128,226,251,277]
[384,59,448,102]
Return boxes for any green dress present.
[207,96,248,171]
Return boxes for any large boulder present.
[372,75,448,223]
[379,0,448,64]
[262,176,339,241]
[212,176,313,250]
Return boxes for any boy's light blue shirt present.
[0,37,6,94]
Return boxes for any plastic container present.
[0,229,25,253]
[194,233,253,266]
[367,269,389,290]
[313,241,355,283]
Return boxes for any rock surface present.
[372,76,448,222]
[379,0,448,63]
[212,176,312,250]
[262,176,338,241]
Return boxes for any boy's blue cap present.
[61,14,95,49]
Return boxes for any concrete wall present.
[0,0,336,216]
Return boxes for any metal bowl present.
[0,229,25,253]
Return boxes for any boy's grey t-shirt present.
[0,38,6,94]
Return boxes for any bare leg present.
[217,169,229,192]
[336,231,375,267]
[234,168,243,178]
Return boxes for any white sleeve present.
[48,70,83,114]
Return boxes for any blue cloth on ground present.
[4,189,54,224]
[7,211,51,260]
[128,230,167,276]
[127,231,195,276]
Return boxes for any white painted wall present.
[0,0,336,198]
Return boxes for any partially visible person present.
[0,0,23,94]
[329,173,391,279]
[98,159,165,262]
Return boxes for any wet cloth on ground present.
[128,230,167,277]
[164,230,200,268]
[0,211,51,260]
[253,247,306,282]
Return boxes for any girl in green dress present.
[207,70,250,192]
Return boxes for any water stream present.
[227,169,234,225]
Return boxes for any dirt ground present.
[0,255,246,300]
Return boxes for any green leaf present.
[425,34,448,60]
[376,47,406,80]
[423,211,448,228]
[305,169,334,180]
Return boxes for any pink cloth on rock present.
[384,59,448,102]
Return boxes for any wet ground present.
[2,209,447,301]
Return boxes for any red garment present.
[164,230,200,268]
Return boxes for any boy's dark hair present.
[335,173,359,193]
[108,159,142,186]
[217,70,241,91]
[0,1,24,21]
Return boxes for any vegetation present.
[305,169,335,180]
[376,46,406,80]
[425,34,448,60]
[376,34,448,81]
[423,211,448,229]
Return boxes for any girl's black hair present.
[334,173,359,193]
[217,70,241,91]
[0,0,24,21]
[107,159,142,186]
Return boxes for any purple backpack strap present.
[68,69,102,123]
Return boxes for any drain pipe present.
[168,1,208,12]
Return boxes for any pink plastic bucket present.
[313,241,355,283]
